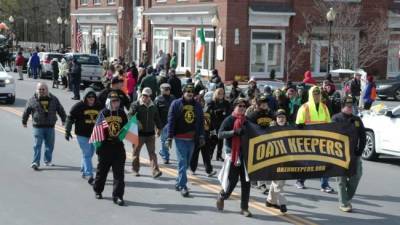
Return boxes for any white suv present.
[0,64,16,104]
[38,52,64,79]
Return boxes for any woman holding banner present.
[216,97,252,217]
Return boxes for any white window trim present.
[156,0,167,2]
[387,40,400,77]
[173,28,192,73]
[152,27,170,66]
[249,29,285,78]
[80,0,88,6]
[195,28,215,76]
[93,0,101,5]
[107,0,116,5]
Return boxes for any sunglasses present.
[185,90,194,93]
[38,88,46,91]
[111,99,120,102]
[142,94,149,97]
[237,105,246,108]
[87,95,96,98]
[312,91,320,95]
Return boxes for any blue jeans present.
[159,125,169,161]
[175,138,194,189]
[77,136,95,177]
[32,128,55,165]
[31,67,39,79]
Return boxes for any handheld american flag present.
[89,112,109,149]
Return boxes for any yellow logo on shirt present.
[183,105,195,124]
[84,109,99,124]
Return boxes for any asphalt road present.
[0,72,399,225]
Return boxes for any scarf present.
[231,109,245,166]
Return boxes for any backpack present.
[370,85,377,101]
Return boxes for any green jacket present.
[128,100,162,136]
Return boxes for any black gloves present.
[296,124,305,129]
[65,132,73,141]
[234,128,244,136]
[167,138,173,149]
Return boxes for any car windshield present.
[73,55,100,65]
[47,54,64,61]
[23,52,31,58]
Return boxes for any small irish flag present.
[118,114,139,146]
[195,27,206,62]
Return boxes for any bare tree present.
[300,0,389,71]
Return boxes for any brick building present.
[70,0,133,60]
[71,0,400,81]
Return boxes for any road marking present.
[0,105,318,225]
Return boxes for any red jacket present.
[126,71,137,94]
[303,71,317,85]
[15,55,25,66]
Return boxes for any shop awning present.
[143,4,217,25]
[249,2,295,27]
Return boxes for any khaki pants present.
[17,66,23,79]
[132,135,159,174]
[267,180,287,205]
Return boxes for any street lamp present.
[63,19,69,49]
[326,7,336,74]
[8,16,15,50]
[57,17,63,50]
[211,15,219,70]
[46,19,51,51]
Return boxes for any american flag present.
[89,112,109,149]
[76,24,82,52]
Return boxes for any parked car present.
[361,105,400,160]
[376,75,400,101]
[0,63,16,104]
[38,52,64,79]
[64,53,103,86]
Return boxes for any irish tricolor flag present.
[118,114,139,146]
[195,27,206,62]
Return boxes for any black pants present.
[219,159,250,210]
[209,135,223,159]
[72,79,80,99]
[190,135,213,173]
[364,102,373,110]
[61,76,68,88]
[93,146,126,198]
[52,72,59,88]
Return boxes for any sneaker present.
[88,177,94,185]
[216,196,224,211]
[95,193,103,199]
[216,156,224,162]
[266,200,279,209]
[175,185,181,191]
[113,196,125,206]
[133,171,140,177]
[240,209,253,217]
[295,181,305,189]
[190,170,196,176]
[181,187,189,197]
[321,186,335,193]
[44,162,55,167]
[280,205,288,213]
[163,159,169,164]
[262,188,270,195]
[339,204,352,212]
[31,163,39,171]
[153,170,162,178]
[207,170,217,177]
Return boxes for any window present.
[156,0,167,2]
[81,26,91,54]
[107,0,116,5]
[106,26,118,60]
[80,0,88,5]
[173,29,192,72]
[195,29,215,75]
[250,30,285,78]
[152,28,170,65]
[93,0,101,5]
[387,41,400,77]
[92,27,103,55]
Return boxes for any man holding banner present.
[332,96,366,212]
[295,86,334,193]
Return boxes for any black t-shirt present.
[39,96,50,113]
[247,110,274,128]
[69,102,102,137]
[101,109,128,144]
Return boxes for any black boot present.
[113,196,125,206]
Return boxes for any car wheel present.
[6,96,15,105]
[378,96,387,100]
[362,131,378,160]
[394,88,400,101]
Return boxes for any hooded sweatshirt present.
[65,88,102,137]
[296,86,331,125]
[303,71,317,85]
